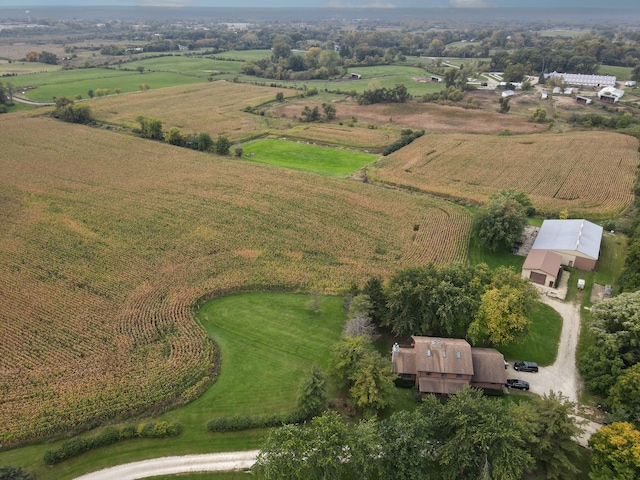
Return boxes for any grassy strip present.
[496,301,563,366]
[240,139,377,177]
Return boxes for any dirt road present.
[73,451,259,480]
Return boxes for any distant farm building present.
[544,71,616,87]
[392,337,506,396]
[501,90,515,98]
[576,95,592,105]
[625,80,636,87]
[526,219,603,272]
[430,75,443,83]
[598,87,625,103]
[350,73,361,79]
[541,90,548,99]
[552,86,562,94]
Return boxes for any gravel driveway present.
[73,451,259,480]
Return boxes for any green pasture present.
[213,50,272,62]
[240,139,378,177]
[0,292,352,479]
[467,236,527,271]
[22,71,206,102]
[345,65,431,79]
[124,56,244,76]
[496,301,563,366]
[597,64,633,80]
[8,67,138,90]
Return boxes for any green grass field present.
[597,65,633,80]
[496,301,563,366]
[213,50,272,62]
[124,56,244,76]
[29,71,206,101]
[345,65,431,78]
[240,139,378,177]
[467,236,527,271]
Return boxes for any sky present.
[2,0,638,9]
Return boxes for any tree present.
[578,344,625,397]
[424,386,535,480]
[301,105,320,122]
[473,189,530,252]
[322,102,336,121]
[296,364,327,418]
[214,135,231,155]
[348,349,394,415]
[531,107,547,123]
[139,83,149,91]
[588,422,640,480]
[632,65,640,82]
[589,291,640,366]
[54,97,92,124]
[344,311,377,340]
[468,275,538,346]
[330,335,394,414]
[87,89,94,98]
[378,409,436,479]
[164,127,183,146]
[275,91,284,102]
[136,65,145,74]
[502,62,525,83]
[136,116,163,140]
[498,96,511,114]
[253,412,351,480]
[38,51,58,65]
[609,363,640,422]
[525,391,584,479]
[361,276,387,325]
[196,132,213,151]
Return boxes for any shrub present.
[43,421,182,465]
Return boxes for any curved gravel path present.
[73,451,259,480]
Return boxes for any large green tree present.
[524,391,584,479]
[609,363,640,422]
[296,364,327,418]
[473,189,531,252]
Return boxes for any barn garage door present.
[529,272,546,285]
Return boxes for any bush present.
[382,129,425,156]
[43,421,182,465]
[206,410,305,433]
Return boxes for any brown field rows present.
[274,98,547,135]
[0,114,471,445]
[90,81,289,141]
[369,131,640,217]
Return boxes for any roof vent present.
[456,351,461,359]
[442,350,446,358]
[427,349,431,357]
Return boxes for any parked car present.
[513,361,538,372]
[506,379,530,390]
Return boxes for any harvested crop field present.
[0,114,471,446]
[276,99,546,135]
[90,81,289,141]
[369,131,640,217]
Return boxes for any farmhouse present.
[527,219,603,271]
[543,71,616,87]
[598,87,625,103]
[392,336,507,396]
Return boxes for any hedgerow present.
[43,421,182,465]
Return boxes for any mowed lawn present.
[496,301,563,366]
[241,139,378,177]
